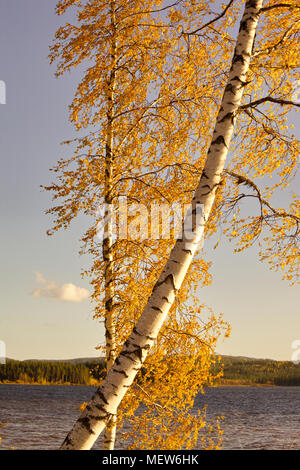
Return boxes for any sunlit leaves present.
[46,0,299,449]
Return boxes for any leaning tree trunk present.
[60,0,263,450]
[102,0,117,451]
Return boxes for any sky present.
[0,0,299,362]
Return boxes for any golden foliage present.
[45,0,299,449]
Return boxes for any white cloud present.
[32,272,90,303]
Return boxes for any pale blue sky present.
[0,0,299,361]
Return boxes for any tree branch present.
[224,169,300,230]
[260,3,300,13]
[183,0,235,36]
[239,96,300,110]
[253,19,300,57]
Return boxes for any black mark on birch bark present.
[225,83,235,93]
[62,434,74,448]
[131,343,151,362]
[212,135,228,147]
[133,327,142,336]
[78,416,96,435]
[119,350,136,363]
[218,112,235,124]
[155,273,177,293]
[94,403,108,414]
[114,369,129,378]
[152,306,163,313]
[232,54,245,64]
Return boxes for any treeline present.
[0,360,105,385]
[214,357,300,386]
[1,357,300,386]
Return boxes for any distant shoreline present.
[2,356,300,387]
[211,379,277,387]
[0,380,293,387]
[0,381,96,386]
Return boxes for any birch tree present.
[47,0,233,449]
[48,0,300,450]
[48,0,175,448]
[59,0,265,450]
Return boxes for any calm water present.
[0,384,299,450]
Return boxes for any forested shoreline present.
[1,357,300,386]
[0,359,104,385]
[214,357,300,386]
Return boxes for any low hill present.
[213,355,300,386]
[22,357,103,364]
[2,355,300,386]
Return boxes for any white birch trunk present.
[60,0,263,450]
[102,0,117,451]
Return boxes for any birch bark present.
[102,0,117,450]
[60,0,263,450]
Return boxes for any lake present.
[0,384,299,450]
